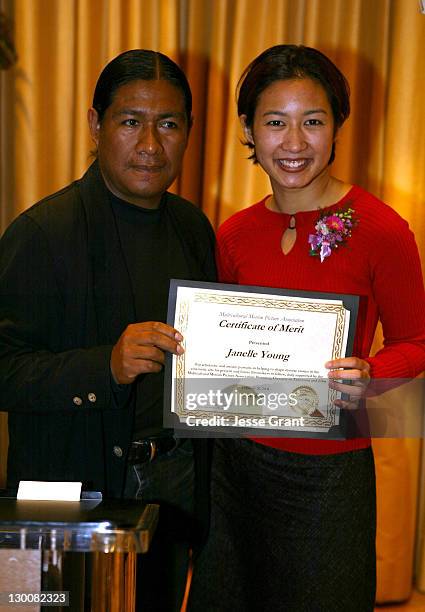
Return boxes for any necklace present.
[281,215,297,255]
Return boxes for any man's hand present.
[325,356,370,409]
[110,321,184,385]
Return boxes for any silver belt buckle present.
[149,440,157,462]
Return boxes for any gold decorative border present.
[172,290,345,431]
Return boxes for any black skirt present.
[189,438,376,612]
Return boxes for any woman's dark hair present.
[237,44,350,164]
[92,49,192,124]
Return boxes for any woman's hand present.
[325,357,370,409]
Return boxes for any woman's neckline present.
[262,185,356,217]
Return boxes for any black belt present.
[127,436,179,465]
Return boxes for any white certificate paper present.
[165,281,358,438]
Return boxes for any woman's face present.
[242,78,336,195]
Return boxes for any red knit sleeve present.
[216,220,238,284]
[365,213,425,378]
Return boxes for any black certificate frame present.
[165,279,359,440]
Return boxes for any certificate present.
[164,280,358,439]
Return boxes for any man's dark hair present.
[92,49,192,124]
[237,44,350,164]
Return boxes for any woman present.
[189,45,425,611]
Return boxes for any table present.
[0,492,159,611]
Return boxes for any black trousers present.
[189,438,376,612]
[124,440,195,612]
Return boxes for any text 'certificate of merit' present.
[165,280,358,439]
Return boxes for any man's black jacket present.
[0,161,216,498]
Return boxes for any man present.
[0,49,216,610]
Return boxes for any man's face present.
[88,79,190,208]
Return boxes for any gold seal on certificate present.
[164,280,358,439]
[291,386,321,417]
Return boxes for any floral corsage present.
[308,205,357,263]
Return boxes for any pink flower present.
[325,215,344,231]
[308,204,357,262]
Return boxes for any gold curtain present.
[2,0,425,234]
[1,0,424,603]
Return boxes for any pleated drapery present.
[1,0,425,604]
